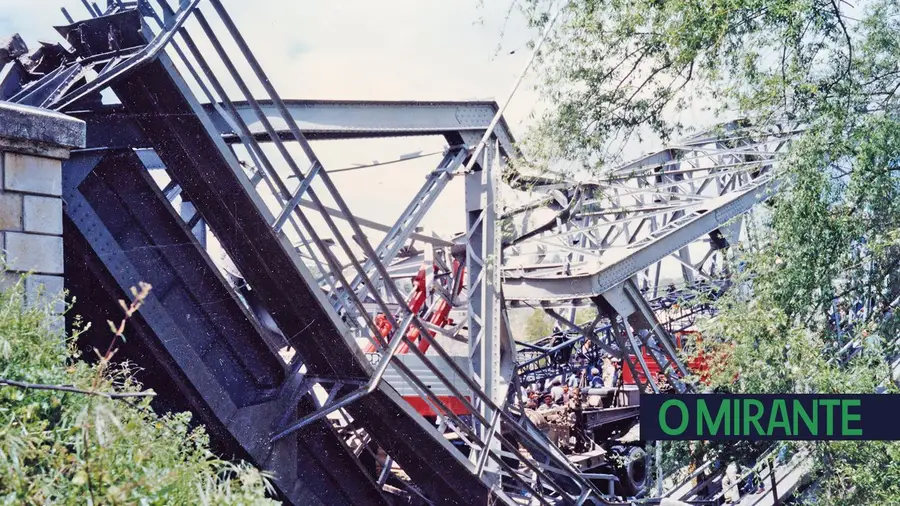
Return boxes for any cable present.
[289,3,566,180]
[459,0,566,175]
[287,150,444,177]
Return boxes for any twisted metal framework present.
[501,125,795,394]
[502,123,796,305]
[3,1,801,504]
[516,287,720,386]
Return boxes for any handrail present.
[709,444,784,503]
[53,0,203,111]
[660,460,715,499]
[118,1,611,502]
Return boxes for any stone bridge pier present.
[0,101,85,317]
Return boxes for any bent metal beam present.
[502,178,777,305]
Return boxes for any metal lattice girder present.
[502,124,796,305]
[130,148,453,249]
[503,176,778,306]
[7,0,811,502]
[348,146,466,303]
[515,286,718,383]
[465,137,508,483]
[37,2,609,504]
[41,4,492,504]
[63,148,383,506]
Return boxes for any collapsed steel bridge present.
[1,1,796,504]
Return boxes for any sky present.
[1,0,725,283]
[2,0,545,239]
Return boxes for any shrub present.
[0,275,278,505]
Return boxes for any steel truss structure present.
[2,1,798,504]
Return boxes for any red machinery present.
[365,257,470,417]
[371,259,718,414]
[366,257,465,354]
[620,330,714,386]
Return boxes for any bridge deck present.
[63,148,386,505]
[68,10,493,504]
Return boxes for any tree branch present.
[0,377,155,399]
[830,0,854,107]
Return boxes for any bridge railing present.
[50,1,617,503]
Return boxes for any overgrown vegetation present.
[692,118,900,504]
[517,0,900,503]
[0,276,277,505]
[524,308,556,342]
[522,306,599,341]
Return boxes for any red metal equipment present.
[365,258,465,354]
[621,331,713,386]
[364,258,470,417]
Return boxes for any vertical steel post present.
[466,138,503,484]
[769,458,779,505]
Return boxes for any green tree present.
[0,277,277,505]
[518,0,900,502]
[574,307,598,325]
[520,0,900,169]
[524,308,555,341]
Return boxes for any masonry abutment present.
[0,100,86,318]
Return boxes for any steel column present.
[465,137,504,483]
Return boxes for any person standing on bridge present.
[568,387,587,452]
[722,462,741,504]
[656,372,675,394]
[601,356,615,386]
[538,395,553,411]
[550,377,566,405]
[610,358,623,387]
[588,367,604,388]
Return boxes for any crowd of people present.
[522,353,678,412]
[522,355,623,411]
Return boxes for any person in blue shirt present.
[588,367,604,388]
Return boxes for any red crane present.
[366,257,465,355]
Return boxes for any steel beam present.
[68,99,518,156]
[204,99,518,155]
[348,147,465,301]
[464,137,512,485]
[503,178,776,302]
[583,406,641,430]
[62,149,383,506]
[84,5,498,501]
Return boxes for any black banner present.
[640,394,900,440]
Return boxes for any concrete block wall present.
[0,101,85,312]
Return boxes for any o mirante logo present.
[641,395,897,441]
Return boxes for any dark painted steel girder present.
[63,148,385,506]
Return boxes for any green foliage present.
[691,118,900,504]
[574,307,598,325]
[521,0,900,169]
[523,308,555,341]
[0,276,278,505]
[520,0,900,502]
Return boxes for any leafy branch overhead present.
[520,0,900,503]
[521,0,900,169]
